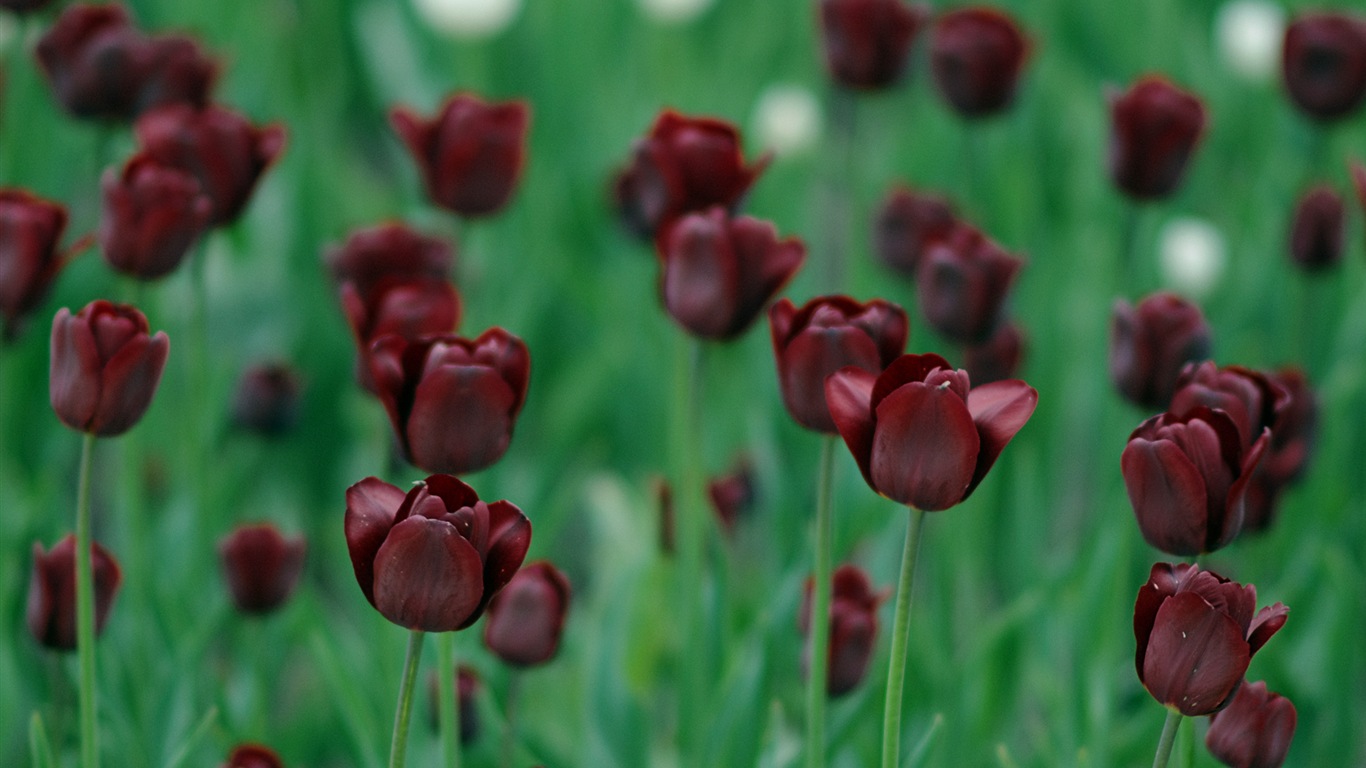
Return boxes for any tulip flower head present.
[1205,680,1297,768]
[99,153,213,280]
[1281,12,1366,122]
[915,223,1023,346]
[219,524,306,615]
[50,300,169,437]
[27,535,122,651]
[1109,292,1212,410]
[483,560,571,667]
[1288,185,1345,271]
[818,0,930,91]
[1169,362,1288,451]
[0,189,74,341]
[325,223,455,298]
[873,185,957,278]
[799,564,882,697]
[222,744,283,768]
[230,361,303,437]
[1227,367,1317,534]
[929,7,1030,119]
[963,321,1025,386]
[1107,76,1207,201]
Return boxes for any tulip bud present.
[219,524,306,615]
[707,457,757,532]
[1169,362,1287,450]
[483,560,571,667]
[1109,292,1212,410]
[1205,680,1297,768]
[230,361,303,437]
[222,744,283,768]
[340,278,461,392]
[1108,76,1207,201]
[872,185,956,278]
[325,223,455,298]
[962,321,1025,386]
[818,0,930,91]
[50,300,169,437]
[1236,367,1318,534]
[36,4,152,121]
[0,189,72,341]
[916,223,1023,346]
[136,35,216,114]
[1281,12,1366,122]
[27,535,122,651]
[929,8,1030,119]
[1288,185,1345,271]
[99,154,212,280]
[426,666,482,742]
[799,564,881,697]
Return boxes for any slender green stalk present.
[1151,709,1183,768]
[672,334,707,758]
[502,672,521,768]
[74,432,98,768]
[29,711,55,768]
[805,435,837,768]
[436,632,460,768]
[881,508,927,768]
[388,630,426,768]
[821,87,858,291]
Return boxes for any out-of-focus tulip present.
[825,353,1037,510]
[1206,680,1297,768]
[707,457,757,532]
[769,295,908,432]
[136,35,216,114]
[751,84,822,157]
[99,154,212,280]
[818,0,930,91]
[368,328,530,475]
[1216,0,1286,82]
[1109,292,1212,410]
[344,474,530,631]
[1281,12,1366,122]
[218,524,306,615]
[1236,367,1318,533]
[325,223,455,298]
[27,535,122,651]
[413,0,522,39]
[798,564,881,697]
[916,223,1022,345]
[1158,216,1226,299]
[614,110,769,239]
[929,8,1029,118]
[222,744,283,768]
[341,278,461,392]
[426,665,482,742]
[1,0,54,14]
[1108,76,1207,201]
[390,94,529,218]
[963,321,1025,386]
[658,207,805,341]
[50,300,169,437]
[873,185,956,278]
[0,189,73,341]
[1169,362,1287,450]
[1133,562,1287,716]
[1288,185,1345,271]
[230,361,303,437]
[483,560,571,667]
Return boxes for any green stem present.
[74,432,98,768]
[673,334,707,759]
[1151,709,1183,768]
[805,435,837,768]
[822,87,858,291]
[436,632,460,768]
[1119,202,1143,293]
[501,672,520,768]
[880,508,927,768]
[388,630,426,768]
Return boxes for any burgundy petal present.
[49,307,102,431]
[825,367,879,489]
[372,516,485,632]
[870,381,980,510]
[90,330,169,435]
[963,379,1037,498]
[1141,591,1251,716]
[344,477,406,608]
[1122,437,1209,556]
[870,352,953,410]
[1247,603,1288,655]
[405,364,517,475]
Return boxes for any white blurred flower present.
[1214,0,1285,82]
[638,0,715,25]
[1159,217,1226,299]
[412,0,521,38]
[752,84,822,157]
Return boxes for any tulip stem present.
[1119,202,1142,291]
[74,432,98,768]
[673,334,708,758]
[822,87,858,291]
[805,434,837,768]
[389,630,425,768]
[436,632,461,768]
[1151,709,1183,768]
[502,672,521,768]
[881,507,926,768]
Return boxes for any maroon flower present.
[36,4,151,121]
[1206,680,1297,768]
[799,564,882,697]
[1109,293,1212,410]
[1281,13,1366,122]
[218,523,306,615]
[483,560,571,667]
[368,328,530,475]
[390,94,530,218]
[818,0,930,91]
[325,223,455,299]
[341,278,461,392]
[769,295,908,432]
[0,189,74,341]
[929,7,1030,118]
[135,103,287,227]
[963,321,1025,386]
[659,207,804,341]
[872,185,956,278]
[222,744,283,768]
[27,535,122,651]
[230,361,303,437]
[825,353,1037,510]
[50,300,169,437]
[1288,185,1345,271]
[426,665,482,742]
[344,474,530,631]
[614,110,769,239]
[1107,76,1207,201]
[1133,563,1287,716]
[707,457,757,532]
[1169,362,1288,451]
[916,223,1023,345]
[99,153,213,280]
[136,34,217,115]
[1237,368,1318,534]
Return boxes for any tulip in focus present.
[929,7,1030,119]
[222,744,284,768]
[27,535,122,651]
[916,223,1023,346]
[1281,12,1366,122]
[483,560,571,667]
[873,185,956,278]
[413,0,521,38]
[1107,76,1207,201]
[1288,185,1345,271]
[99,154,213,280]
[1216,0,1286,82]
[818,0,930,91]
[219,524,306,615]
[1205,680,1297,768]
[0,189,74,341]
[799,564,882,697]
[1157,216,1226,299]
[963,321,1025,386]
[230,361,303,437]
[50,300,169,437]
[426,665,482,742]
[1109,292,1212,410]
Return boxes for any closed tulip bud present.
[135,103,286,227]
[769,295,908,432]
[1237,367,1318,533]
[344,474,531,631]
[1109,293,1212,410]
[50,300,169,437]
[340,278,461,392]
[963,321,1025,386]
[27,535,122,651]
[707,457,757,532]
[0,189,73,341]
[222,744,283,768]
[873,185,956,278]
[1281,13,1366,122]
[818,0,930,91]
[230,361,303,437]
[614,110,769,239]
[99,154,213,280]
[1206,680,1297,768]
[1133,563,1287,716]
[1108,76,1207,201]
[325,223,455,298]
[929,8,1030,118]
[136,34,217,114]
[1288,185,1345,271]
[218,524,306,615]
[368,328,530,475]
[483,560,571,667]
[36,4,151,121]
[1169,362,1287,450]
[798,564,882,697]
[916,223,1023,346]
[390,94,529,218]
[426,666,482,742]
[825,353,1037,510]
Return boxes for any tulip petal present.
[825,367,879,490]
[90,330,169,436]
[464,499,532,628]
[1247,603,1288,656]
[406,363,516,475]
[1121,437,1209,556]
[1134,562,1190,682]
[870,381,980,510]
[344,477,406,608]
[473,328,531,414]
[49,307,102,431]
[1141,591,1250,716]
[372,516,485,632]
[660,210,742,338]
[963,379,1037,499]
[768,298,797,348]
[780,324,882,432]
[1222,429,1271,550]
[870,353,953,410]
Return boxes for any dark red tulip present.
[325,223,455,299]
[1133,562,1287,716]
[341,278,461,392]
[1107,76,1207,201]
[134,103,287,226]
[1281,13,1366,122]
[0,189,73,341]
[769,295,908,432]
[872,185,956,278]
[1236,368,1319,534]
[426,665,482,743]
[916,223,1023,345]
[1288,185,1345,271]
[136,34,216,115]
[929,8,1030,118]
[483,560,571,667]
[825,353,1037,510]
[344,474,530,631]
[368,328,530,475]
[799,564,881,697]
[614,110,770,239]
[218,524,306,615]
[707,457,757,532]
[99,153,212,280]
[390,94,530,218]
[1169,362,1288,451]
[27,535,122,651]
[222,744,283,768]
[36,4,151,121]
[1109,293,1212,410]
[1206,680,1297,768]
[230,361,303,437]
[50,300,169,437]
[963,321,1025,386]
[818,0,930,91]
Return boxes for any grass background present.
[1,0,1364,765]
